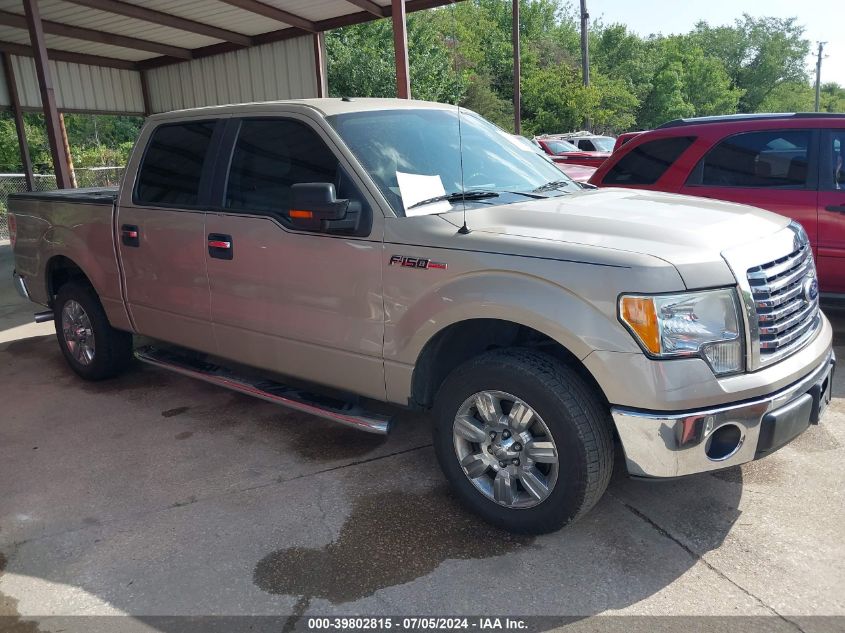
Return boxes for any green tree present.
[820,83,845,113]
[638,62,695,129]
[326,14,464,103]
[460,73,513,129]
[692,15,810,112]
[759,81,815,112]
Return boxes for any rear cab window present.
[687,130,816,189]
[601,136,695,186]
[134,121,217,207]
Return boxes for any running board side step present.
[134,346,392,435]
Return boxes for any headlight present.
[619,289,744,375]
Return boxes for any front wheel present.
[54,282,133,381]
[432,349,614,534]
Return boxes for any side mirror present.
[289,183,361,232]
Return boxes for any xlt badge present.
[389,255,448,270]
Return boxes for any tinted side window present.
[135,121,216,206]
[823,130,845,190]
[602,136,695,185]
[694,130,812,188]
[578,140,596,151]
[225,119,338,214]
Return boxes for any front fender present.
[385,270,641,366]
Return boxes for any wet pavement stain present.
[162,406,190,418]
[253,488,533,604]
[285,414,388,461]
[0,552,43,632]
[0,336,54,358]
[171,495,198,508]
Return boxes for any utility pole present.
[579,0,590,88]
[579,0,590,129]
[814,41,826,112]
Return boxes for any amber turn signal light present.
[620,296,660,354]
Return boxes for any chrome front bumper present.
[13,270,30,300]
[612,349,835,478]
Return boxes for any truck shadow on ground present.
[0,327,758,632]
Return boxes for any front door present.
[117,119,220,353]
[817,129,845,295]
[204,116,385,400]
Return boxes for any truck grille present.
[747,239,820,366]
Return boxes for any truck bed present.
[8,186,118,205]
[10,185,125,326]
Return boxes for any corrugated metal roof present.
[139,0,289,35]
[146,35,316,113]
[0,0,457,114]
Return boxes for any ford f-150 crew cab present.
[10,99,835,534]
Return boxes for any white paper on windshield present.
[397,171,451,216]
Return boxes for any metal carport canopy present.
[0,0,461,188]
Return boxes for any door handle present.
[825,205,845,214]
[208,233,233,260]
[121,224,140,247]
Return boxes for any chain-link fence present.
[0,167,125,240]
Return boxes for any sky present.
[591,0,844,87]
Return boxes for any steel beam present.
[22,0,73,189]
[139,69,152,115]
[1,52,34,190]
[61,0,252,47]
[140,0,462,71]
[217,0,315,32]
[0,40,137,69]
[391,0,409,99]
[0,10,192,58]
[343,0,387,17]
[313,33,327,98]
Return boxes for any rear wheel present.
[54,282,133,381]
[432,348,614,534]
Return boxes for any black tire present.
[432,348,614,534]
[54,281,133,381]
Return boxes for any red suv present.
[589,114,845,294]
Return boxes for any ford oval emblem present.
[803,277,819,302]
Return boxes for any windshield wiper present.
[532,180,572,193]
[408,190,499,210]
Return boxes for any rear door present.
[817,128,845,294]
[679,129,819,252]
[116,118,223,353]
[204,114,386,400]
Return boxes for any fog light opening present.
[705,424,744,461]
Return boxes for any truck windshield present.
[327,108,578,217]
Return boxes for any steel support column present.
[392,0,410,99]
[1,52,34,191]
[140,69,152,115]
[23,0,73,189]
[313,32,327,98]
[512,0,521,135]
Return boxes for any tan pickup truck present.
[10,98,834,533]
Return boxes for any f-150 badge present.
[389,255,448,270]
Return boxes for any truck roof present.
[147,98,456,121]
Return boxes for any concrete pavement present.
[1,242,843,632]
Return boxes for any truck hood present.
[438,188,791,289]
